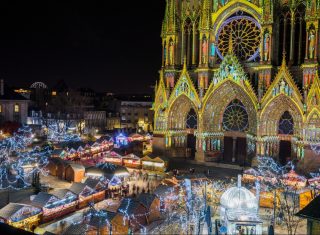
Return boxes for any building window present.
[52,91,57,96]
[14,104,20,113]
[0,105,2,113]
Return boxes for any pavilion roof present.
[296,195,320,221]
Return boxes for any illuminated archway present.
[260,95,303,136]
[202,80,257,134]
[168,95,198,130]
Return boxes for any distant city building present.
[106,112,121,130]
[104,94,154,133]
[84,110,106,133]
[0,80,29,124]
[120,100,153,133]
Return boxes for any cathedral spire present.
[183,56,187,71]
[307,71,320,107]
[281,51,287,68]
[166,0,176,34]
[200,0,211,30]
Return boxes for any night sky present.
[0,0,165,94]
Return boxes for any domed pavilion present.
[220,175,262,235]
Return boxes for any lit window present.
[0,105,2,113]
[52,91,57,96]
[14,104,20,113]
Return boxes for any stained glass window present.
[278,111,294,135]
[216,14,261,61]
[222,99,249,132]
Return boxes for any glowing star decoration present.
[0,126,51,190]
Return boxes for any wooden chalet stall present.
[46,157,68,179]
[84,178,107,201]
[69,182,104,209]
[65,163,85,183]
[308,176,320,190]
[122,153,141,169]
[104,151,123,165]
[30,190,77,222]
[141,156,167,172]
[86,163,129,188]
[0,203,42,231]
[282,170,307,189]
[85,210,117,235]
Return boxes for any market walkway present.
[168,158,242,179]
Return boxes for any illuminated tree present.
[256,157,305,235]
[0,126,50,190]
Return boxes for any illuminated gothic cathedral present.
[153,0,320,167]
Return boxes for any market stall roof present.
[62,224,95,235]
[52,149,64,156]
[69,183,93,195]
[50,189,76,200]
[31,192,59,208]
[137,193,157,209]
[86,163,129,180]
[84,178,105,189]
[103,163,129,176]
[56,141,87,150]
[117,198,143,215]
[308,176,320,185]
[106,151,122,157]
[96,135,113,143]
[0,203,39,220]
[152,157,165,163]
[88,211,117,227]
[296,195,320,221]
[67,163,85,172]
[140,156,152,162]
[282,170,307,182]
[48,157,68,166]
[123,153,140,159]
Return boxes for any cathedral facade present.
[153,0,320,168]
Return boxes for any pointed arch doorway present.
[186,108,197,158]
[278,111,294,165]
[222,100,249,165]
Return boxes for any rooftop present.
[296,195,320,221]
